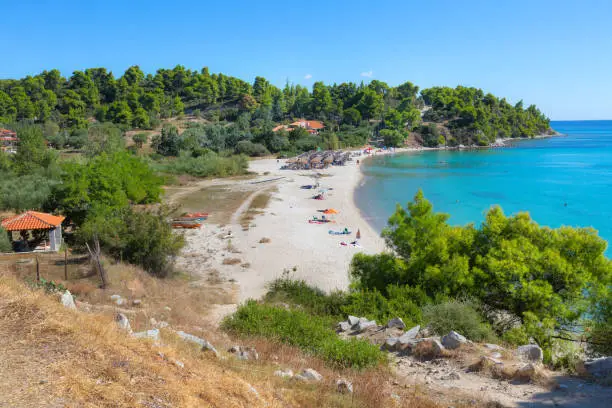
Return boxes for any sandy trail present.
[175,155,386,309]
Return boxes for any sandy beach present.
[175,153,389,311]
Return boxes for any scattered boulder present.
[441,331,467,350]
[176,331,219,357]
[382,337,400,351]
[110,294,125,306]
[386,317,406,330]
[132,299,142,306]
[336,378,353,394]
[115,313,132,333]
[396,325,421,351]
[60,290,76,310]
[228,345,259,361]
[355,319,377,332]
[484,343,503,350]
[295,368,323,382]
[337,321,352,332]
[174,359,185,369]
[401,325,420,341]
[413,338,445,358]
[133,329,160,341]
[274,368,294,379]
[514,363,536,380]
[468,356,504,373]
[517,345,543,363]
[583,357,612,378]
[490,352,503,359]
[347,315,360,327]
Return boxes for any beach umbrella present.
[356,229,361,239]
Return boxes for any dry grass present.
[0,277,274,408]
[239,189,276,230]
[76,263,237,331]
[259,237,271,244]
[222,258,242,266]
[0,277,447,408]
[169,184,253,225]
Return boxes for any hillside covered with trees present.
[0,65,552,153]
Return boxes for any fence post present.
[35,256,40,282]
[64,248,68,281]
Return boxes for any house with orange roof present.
[272,120,325,135]
[0,128,18,154]
[1,211,65,252]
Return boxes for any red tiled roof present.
[1,211,65,231]
[289,120,325,130]
[0,128,17,137]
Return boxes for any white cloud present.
[304,74,313,79]
[360,70,373,78]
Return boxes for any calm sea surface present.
[356,120,612,252]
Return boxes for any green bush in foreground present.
[422,300,497,343]
[265,278,348,317]
[222,300,385,369]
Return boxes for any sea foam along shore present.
[224,153,391,302]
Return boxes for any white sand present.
[228,158,386,301]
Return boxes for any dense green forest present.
[0,65,552,153]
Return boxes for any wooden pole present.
[35,256,40,282]
[64,247,68,281]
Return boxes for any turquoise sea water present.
[356,120,612,252]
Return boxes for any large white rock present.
[382,337,399,351]
[584,357,612,378]
[515,363,536,379]
[414,338,445,357]
[176,331,219,357]
[355,319,377,332]
[228,345,258,360]
[401,325,420,341]
[274,369,294,378]
[133,329,160,341]
[295,368,323,382]
[517,344,543,363]
[441,331,467,349]
[347,316,360,327]
[386,317,406,330]
[337,321,352,332]
[115,313,132,333]
[110,294,125,306]
[336,378,353,394]
[60,290,76,310]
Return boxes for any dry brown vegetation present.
[222,258,242,266]
[239,189,275,230]
[0,276,452,408]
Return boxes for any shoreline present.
[177,133,562,315]
[228,157,386,301]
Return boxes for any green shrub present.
[154,151,248,178]
[265,278,348,317]
[422,299,497,342]
[222,301,384,369]
[342,285,428,328]
[28,278,67,294]
[501,326,529,345]
[0,227,11,252]
[79,206,185,277]
[235,141,270,157]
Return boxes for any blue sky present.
[1,0,611,120]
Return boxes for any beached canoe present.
[172,222,202,229]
